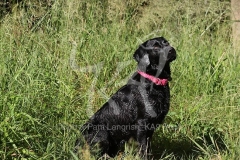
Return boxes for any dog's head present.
[133,37,176,80]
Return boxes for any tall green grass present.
[0,0,239,159]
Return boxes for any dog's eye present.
[162,40,169,46]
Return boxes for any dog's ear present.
[133,46,150,70]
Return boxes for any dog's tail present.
[74,138,83,153]
[74,122,91,153]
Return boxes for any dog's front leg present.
[136,120,149,159]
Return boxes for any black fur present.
[75,37,176,158]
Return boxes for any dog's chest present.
[139,86,170,119]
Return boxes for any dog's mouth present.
[163,70,172,81]
[151,47,175,81]
[149,62,172,81]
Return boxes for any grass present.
[0,0,239,159]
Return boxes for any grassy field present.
[0,0,239,159]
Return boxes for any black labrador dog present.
[75,37,176,158]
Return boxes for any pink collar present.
[138,71,168,86]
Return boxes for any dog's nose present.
[167,48,176,61]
